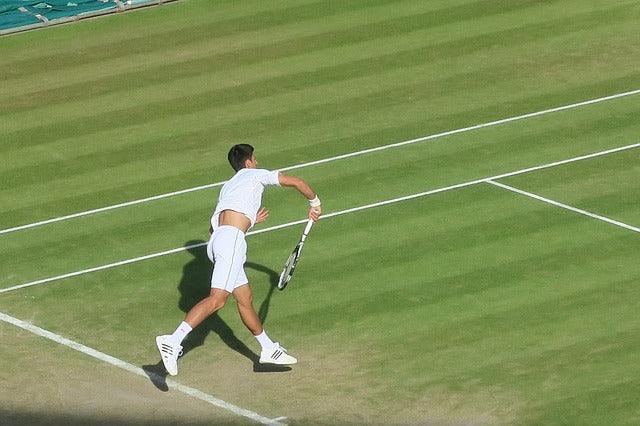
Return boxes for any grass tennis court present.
[1,0,639,424]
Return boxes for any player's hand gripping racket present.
[277,219,314,290]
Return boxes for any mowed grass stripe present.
[408,274,640,417]
[0,0,325,64]
[0,0,378,72]
[4,15,639,169]
[0,0,562,90]
[3,57,637,190]
[3,1,635,120]
[1,60,636,183]
[340,249,639,366]
[2,0,636,133]
[1,184,638,423]
[0,0,471,98]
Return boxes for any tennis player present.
[156,144,322,375]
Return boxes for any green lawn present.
[1,0,639,424]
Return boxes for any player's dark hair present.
[227,144,254,171]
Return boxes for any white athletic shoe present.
[156,335,183,376]
[259,343,297,365]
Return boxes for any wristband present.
[309,196,321,208]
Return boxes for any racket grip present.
[303,219,314,235]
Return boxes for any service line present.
[485,180,640,233]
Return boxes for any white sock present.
[254,330,275,350]
[169,321,192,345]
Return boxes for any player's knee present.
[206,298,224,312]
[206,293,228,312]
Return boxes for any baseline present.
[2,141,638,295]
[485,180,640,234]
[1,88,639,236]
[0,311,284,425]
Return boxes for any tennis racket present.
[277,219,314,290]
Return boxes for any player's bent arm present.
[278,173,322,221]
[278,174,316,199]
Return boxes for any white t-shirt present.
[210,168,280,231]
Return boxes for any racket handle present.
[302,219,314,236]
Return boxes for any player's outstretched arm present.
[278,174,322,221]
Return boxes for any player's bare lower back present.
[218,210,251,233]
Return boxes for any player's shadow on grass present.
[143,240,288,391]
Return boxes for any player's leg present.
[232,284,262,335]
[232,282,297,365]
[156,288,231,376]
[156,227,245,375]
[185,288,229,328]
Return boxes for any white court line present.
[2,141,638,295]
[0,219,308,294]
[1,88,639,236]
[0,311,284,426]
[486,180,640,233]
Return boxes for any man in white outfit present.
[156,144,322,375]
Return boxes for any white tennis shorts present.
[206,225,248,292]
